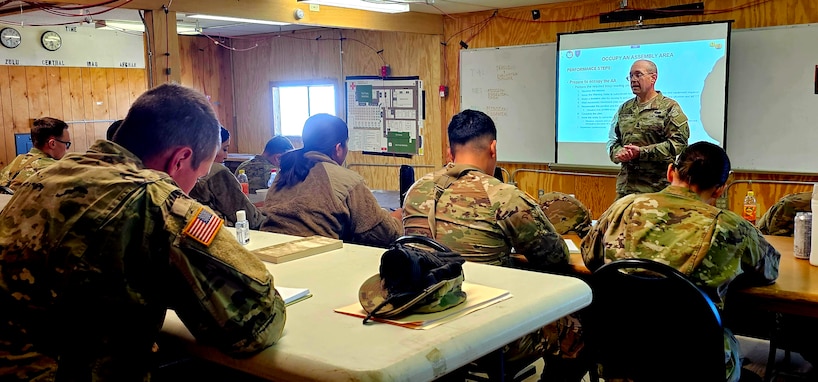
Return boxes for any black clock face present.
[41,31,61,51]
[0,28,21,49]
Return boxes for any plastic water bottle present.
[267,169,277,188]
[810,184,818,266]
[237,169,249,195]
[742,191,757,224]
[235,210,250,245]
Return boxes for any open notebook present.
[275,286,312,306]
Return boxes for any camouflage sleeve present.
[0,163,10,187]
[500,190,569,269]
[347,182,402,247]
[204,166,268,229]
[607,109,624,164]
[234,160,249,177]
[709,212,780,288]
[757,192,811,236]
[581,195,633,271]
[164,192,285,356]
[582,205,610,272]
[639,103,689,163]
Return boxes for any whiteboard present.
[460,44,556,163]
[726,24,818,172]
[459,25,818,172]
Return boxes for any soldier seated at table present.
[402,109,569,379]
[236,135,294,194]
[261,114,402,248]
[580,141,780,382]
[190,126,268,229]
[757,191,811,236]
[0,117,71,192]
[0,83,286,381]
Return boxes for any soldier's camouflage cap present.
[359,236,467,323]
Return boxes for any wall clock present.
[0,27,21,49]
[41,31,62,51]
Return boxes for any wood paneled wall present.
[179,35,235,137]
[0,36,227,170]
[0,66,146,167]
[229,29,443,190]
[442,0,818,218]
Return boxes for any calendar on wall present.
[345,76,424,155]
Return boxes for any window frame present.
[270,79,341,137]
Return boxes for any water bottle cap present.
[747,191,754,197]
[239,169,245,174]
[236,210,247,221]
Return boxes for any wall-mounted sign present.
[0,25,144,68]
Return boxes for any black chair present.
[493,166,505,183]
[398,165,415,208]
[584,258,726,382]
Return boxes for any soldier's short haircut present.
[31,117,69,148]
[448,109,497,150]
[673,141,730,191]
[263,135,294,155]
[113,83,219,169]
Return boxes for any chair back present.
[493,166,505,183]
[399,165,415,208]
[584,258,726,382]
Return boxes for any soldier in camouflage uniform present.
[235,136,294,193]
[582,142,780,382]
[539,191,593,239]
[608,60,690,199]
[757,191,811,236]
[0,117,70,192]
[190,127,268,229]
[0,84,286,381]
[403,109,568,377]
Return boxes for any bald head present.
[629,60,659,102]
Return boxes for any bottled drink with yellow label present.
[742,191,757,224]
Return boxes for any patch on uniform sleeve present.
[170,197,193,217]
[183,207,223,246]
[670,106,688,127]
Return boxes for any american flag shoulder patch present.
[183,207,223,246]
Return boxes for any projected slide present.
[556,22,730,167]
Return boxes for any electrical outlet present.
[538,189,544,197]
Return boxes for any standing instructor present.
[608,59,690,199]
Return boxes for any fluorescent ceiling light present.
[186,14,290,26]
[297,0,410,13]
[95,20,200,35]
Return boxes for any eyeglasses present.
[53,138,71,149]
[626,72,653,81]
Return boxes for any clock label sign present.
[41,60,65,66]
